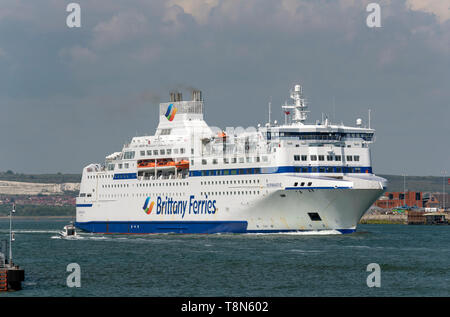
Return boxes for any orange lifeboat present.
[176,160,189,169]
[156,161,165,167]
[155,160,176,168]
[138,161,155,168]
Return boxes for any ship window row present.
[202,156,267,165]
[87,173,122,179]
[101,181,188,189]
[201,191,260,196]
[201,179,260,186]
[99,192,186,199]
[139,148,186,157]
[198,168,262,177]
[293,166,365,173]
[294,155,359,162]
[276,132,374,141]
[88,174,114,179]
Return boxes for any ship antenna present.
[333,96,335,123]
[268,96,272,127]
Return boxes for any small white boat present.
[59,223,77,238]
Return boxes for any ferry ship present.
[75,84,387,234]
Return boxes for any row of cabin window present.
[201,190,260,196]
[278,132,374,141]
[102,181,189,189]
[202,156,268,165]
[99,192,186,199]
[294,155,360,162]
[201,179,260,185]
[293,166,364,173]
[139,148,186,157]
[88,174,114,179]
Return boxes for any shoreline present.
[0,215,74,219]
[359,213,407,225]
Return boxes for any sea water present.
[0,218,449,297]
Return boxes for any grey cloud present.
[0,0,448,176]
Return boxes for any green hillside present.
[0,171,81,184]
[379,174,449,194]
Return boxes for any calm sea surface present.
[0,218,449,297]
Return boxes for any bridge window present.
[294,155,300,161]
[123,151,135,159]
[354,155,360,161]
[311,155,317,161]
[301,155,307,161]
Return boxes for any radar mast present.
[282,84,309,124]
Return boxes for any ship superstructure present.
[75,85,387,234]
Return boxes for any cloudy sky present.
[0,0,449,176]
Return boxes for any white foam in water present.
[247,230,342,236]
[290,249,323,253]
[12,230,60,234]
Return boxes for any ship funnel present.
[192,90,202,101]
[170,91,183,102]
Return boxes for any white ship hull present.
[75,174,385,234]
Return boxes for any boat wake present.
[246,230,342,236]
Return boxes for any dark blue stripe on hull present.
[75,221,355,234]
[75,221,248,234]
